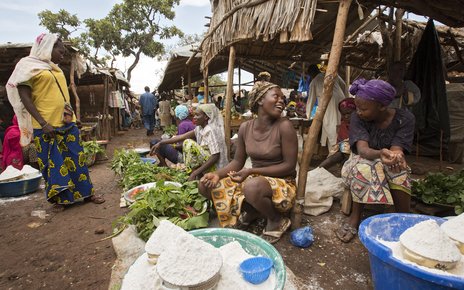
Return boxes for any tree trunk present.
[127,50,142,82]
[292,0,353,229]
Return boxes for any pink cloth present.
[1,116,23,170]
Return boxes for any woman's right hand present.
[150,143,161,155]
[42,123,55,138]
[200,173,220,189]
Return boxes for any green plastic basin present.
[189,227,286,290]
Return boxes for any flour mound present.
[0,165,23,182]
[156,234,222,286]
[400,220,461,263]
[121,253,162,290]
[145,220,188,256]
[441,214,464,244]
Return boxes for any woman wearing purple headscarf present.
[336,78,415,243]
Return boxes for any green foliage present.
[111,149,141,176]
[163,124,177,136]
[38,0,184,79]
[116,181,208,241]
[82,141,105,166]
[412,170,464,214]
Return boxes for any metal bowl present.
[123,181,182,204]
[0,174,42,198]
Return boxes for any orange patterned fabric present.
[211,175,296,227]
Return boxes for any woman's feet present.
[86,195,105,204]
[261,217,291,244]
[229,210,261,230]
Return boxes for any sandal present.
[50,204,66,213]
[87,195,105,204]
[336,223,358,243]
[261,217,291,244]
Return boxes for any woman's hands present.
[149,142,161,155]
[380,148,407,173]
[227,168,251,183]
[42,123,55,138]
[200,172,220,188]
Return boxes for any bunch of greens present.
[412,170,464,214]
[111,149,142,176]
[82,140,105,166]
[163,124,177,137]
[120,161,188,191]
[115,181,209,241]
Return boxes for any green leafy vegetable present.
[115,181,209,241]
[163,124,177,137]
[82,140,105,166]
[412,170,464,214]
[111,149,142,176]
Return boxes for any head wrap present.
[175,105,189,120]
[349,78,396,106]
[197,104,228,168]
[338,98,356,111]
[6,33,61,146]
[248,81,279,111]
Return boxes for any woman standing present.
[6,33,104,209]
[150,104,227,181]
[336,79,415,242]
[200,81,298,244]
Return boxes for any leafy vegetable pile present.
[111,149,207,240]
[412,170,464,214]
[82,140,105,166]
[163,124,177,137]
[115,181,208,241]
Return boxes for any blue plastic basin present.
[0,174,42,198]
[359,213,464,290]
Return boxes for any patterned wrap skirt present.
[341,154,411,205]
[34,123,94,205]
[211,175,296,227]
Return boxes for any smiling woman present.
[199,81,298,244]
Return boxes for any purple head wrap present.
[349,78,396,106]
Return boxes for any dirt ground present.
[0,128,461,290]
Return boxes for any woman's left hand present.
[228,168,250,183]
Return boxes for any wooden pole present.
[203,66,209,104]
[394,8,405,62]
[238,62,242,97]
[187,65,192,98]
[69,56,81,121]
[293,0,353,229]
[345,65,351,97]
[103,76,109,140]
[224,46,236,157]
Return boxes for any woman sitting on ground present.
[150,105,195,167]
[199,81,298,244]
[150,104,227,181]
[336,78,415,243]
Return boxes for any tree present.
[86,0,183,81]
[38,0,184,81]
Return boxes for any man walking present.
[139,86,157,136]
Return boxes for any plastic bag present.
[290,226,314,248]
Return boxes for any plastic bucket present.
[359,213,464,290]
[189,228,286,290]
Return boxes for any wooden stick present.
[394,8,404,62]
[187,65,192,97]
[293,0,353,229]
[225,46,236,158]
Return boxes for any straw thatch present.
[201,0,318,71]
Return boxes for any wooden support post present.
[345,65,351,97]
[238,62,242,97]
[103,76,109,140]
[394,8,404,62]
[224,46,236,157]
[203,67,209,104]
[187,65,192,97]
[293,0,353,229]
[69,57,81,121]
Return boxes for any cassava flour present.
[399,220,461,263]
[145,220,189,256]
[215,241,276,290]
[380,240,464,277]
[156,233,223,287]
[441,214,464,244]
[120,253,162,290]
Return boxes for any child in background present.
[318,98,356,170]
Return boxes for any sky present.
[0,0,213,93]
